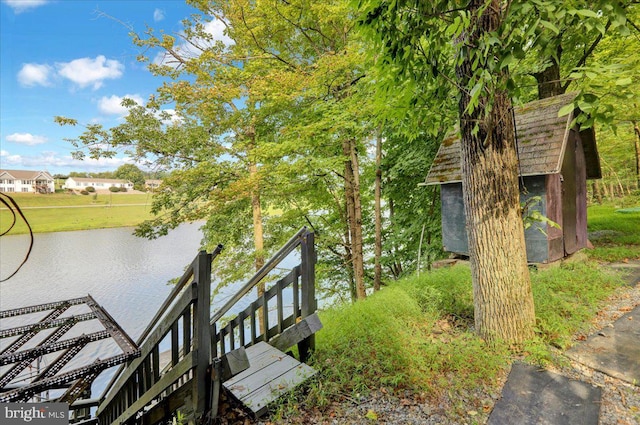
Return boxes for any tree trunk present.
[343,138,366,300]
[387,198,403,278]
[634,121,640,189]
[456,0,536,344]
[250,166,264,271]
[248,128,266,332]
[591,180,602,204]
[533,53,564,99]
[374,129,383,291]
[343,222,357,302]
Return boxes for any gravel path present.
[250,263,640,425]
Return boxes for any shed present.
[424,92,601,263]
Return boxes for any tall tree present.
[455,0,535,343]
[219,0,376,300]
[58,0,379,302]
[359,0,638,342]
[114,164,146,187]
[359,1,525,343]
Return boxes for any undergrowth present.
[281,261,624,418]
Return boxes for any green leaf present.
[557,103,574,117]
[575,9,599,18]
[365,409,378,421]
[539,20,560,35]
[499,53,515,70]
[615,77,632,86]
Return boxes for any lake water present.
[0,223,205,337]
[0,223,301,398]
[0,223,208,397]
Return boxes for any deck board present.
[223,342,316,416]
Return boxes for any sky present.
[0,0,227,175]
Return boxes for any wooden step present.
[223,341,316,417]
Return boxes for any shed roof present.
[424,92,601,185]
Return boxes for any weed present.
[531,262,623,350]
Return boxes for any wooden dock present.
[224,342,317,416]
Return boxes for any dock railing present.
[96,246,222,425]
[210,227,317,362]
[96,227,318,425]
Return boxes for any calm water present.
[0,223,205,335]
[0,223,300,397]
[0,223,205,395]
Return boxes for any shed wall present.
[440,176,550,263]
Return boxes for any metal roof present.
[424,92,601,185]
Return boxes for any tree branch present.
[562,20,611,91]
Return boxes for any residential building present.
[0,169,55,193]
[145,179,162,191]
[63,177,134,191]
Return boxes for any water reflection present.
[0,223,205,395]
[1,224,204,338]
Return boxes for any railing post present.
[189,250,212,424]
[298,230,316,362]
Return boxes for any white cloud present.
[57,55,124,90]
[0,149,134,172]
[3,0,48,13]
[98,94,144,116]
[153,8,165,22]
[203,19,234,47]
[0,150,23,165]
[17,63,52,87]
[6,133,48,146]
[156,108,183,125]
[153,17,234,67]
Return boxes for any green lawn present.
[587,199,640,262]
[1,192,155,234]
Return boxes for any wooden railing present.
[96,247,221,425]
[95,227,318,425]
[211,227,317,362]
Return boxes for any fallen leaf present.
[365,409,378,421]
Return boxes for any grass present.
[587,199,640,262]
[287,260,625,419]
[0,192,155,234]
[287,269,509,420]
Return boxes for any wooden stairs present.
[224,342,317,416]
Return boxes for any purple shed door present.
[561,132,588,255]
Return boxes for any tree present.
[360,0,537,342]
[114,164,146,188]
[359,0,638,343]
[214,0,377,300]
[454,0,535,343]
[57,0,380,303]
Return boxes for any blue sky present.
[1,0,227,175]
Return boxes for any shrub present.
[80,190,89,195]
[109,186,120,192]
[119,187,128,192]
[85,186,95,192]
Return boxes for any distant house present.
[63,177,134,191]
[0,169,55,193]
[145,179,162,191]
[424,92,601,264]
